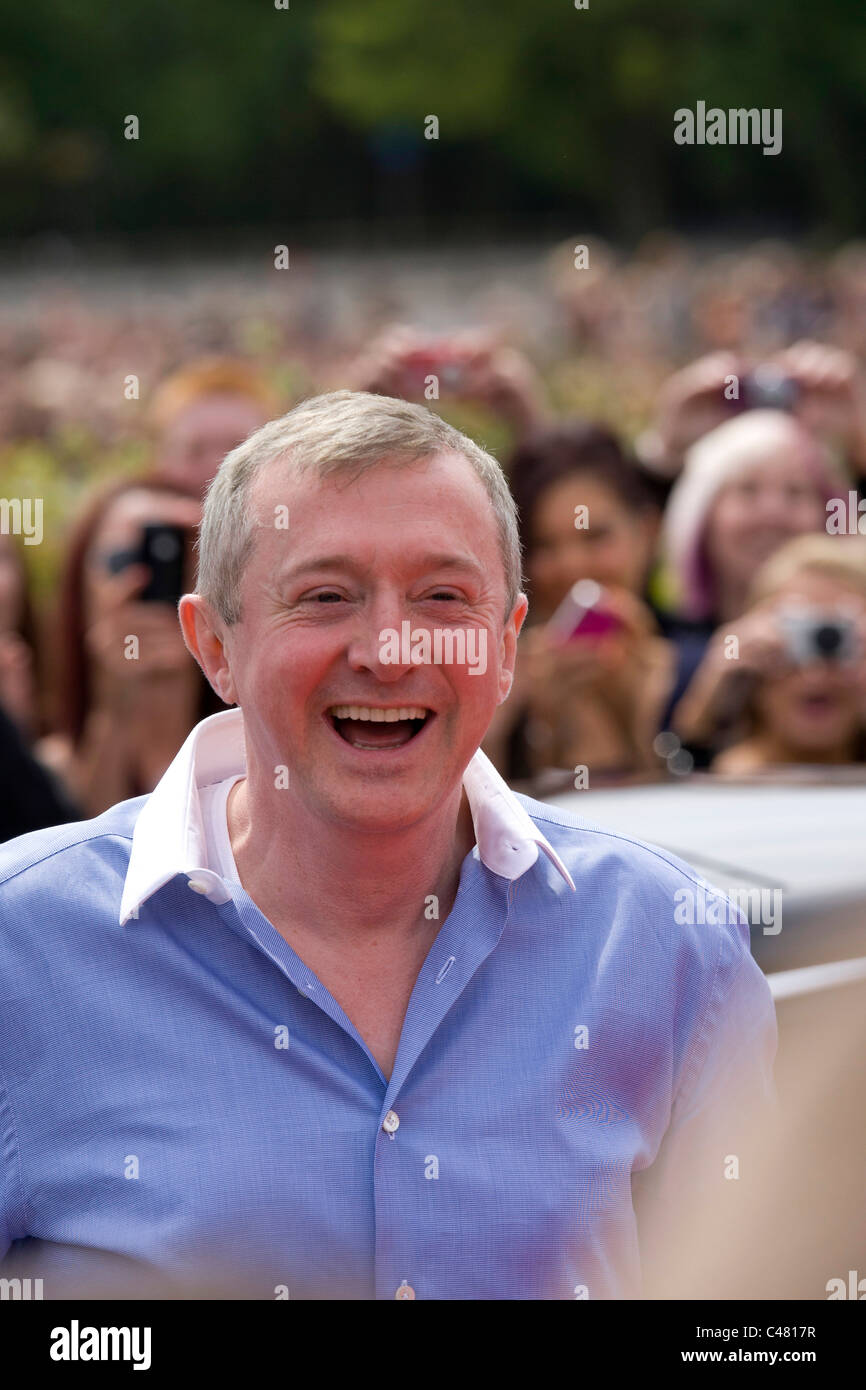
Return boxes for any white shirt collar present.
[119,708,575,924]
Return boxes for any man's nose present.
[345,597,417,679]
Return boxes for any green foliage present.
[1,1,864,234]
[2,436,148,606]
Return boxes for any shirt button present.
[395,1280,415,1299]
[382,1110,400,1134]
[187,876,210,895]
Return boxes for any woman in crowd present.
[483,422,676,782]
[673,534,866,773]
[659,409,844,762]
[663,409,841,632]
[150,356,277,496]
[38,476,224,816]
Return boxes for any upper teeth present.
[330,705,428,722]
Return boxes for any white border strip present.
[767,955,866,1000]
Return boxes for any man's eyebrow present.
[275,553,486,581]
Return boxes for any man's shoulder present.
[0,795,147,895]
[515,790,717,898]
[513,789,758,979]
[513,792,773,1061]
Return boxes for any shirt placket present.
[215,858,515,1300]
[372,863,515,1300]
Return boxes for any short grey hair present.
[196,389,523,625]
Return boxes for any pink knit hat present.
[662,410,846,621]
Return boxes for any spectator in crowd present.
[659,410,843,758]
[483,422,676,782]
[347,324,549,442]
[0,531,40,741]
[0,533,82,840]
[672,534,866,773]
[37,477,224,816]
[0,705,82,843]
[150,357,278,495]
[636,341,866,497]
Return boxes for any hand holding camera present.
[349,324,547,436]
[87,522,195,710]
[643,341,866,478]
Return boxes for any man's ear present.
[498,592,529,704]
[178,593,239,706]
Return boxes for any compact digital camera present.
[777,606,860,666]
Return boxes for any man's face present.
[219,450,525,834]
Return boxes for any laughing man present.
[0,391,775,1299]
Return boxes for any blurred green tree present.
[0,0,863,238]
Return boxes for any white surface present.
[547,782,866,899]
[767,955,866,999]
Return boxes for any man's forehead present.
[242,450,508,600]
[249,449,492,514]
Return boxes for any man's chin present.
[322,782,443,832]
[303,760,466,837]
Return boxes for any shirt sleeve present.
[0,1065,23,1262]
[631,904,778,1299]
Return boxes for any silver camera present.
[777,606,860,666]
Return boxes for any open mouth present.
[326,704,433,751]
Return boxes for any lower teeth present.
[335,717,423,747]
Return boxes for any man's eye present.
[425,590,461,601]
[307,591,344,603]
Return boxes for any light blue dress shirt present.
[0,711,776,1299]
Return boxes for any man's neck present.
[225,775,477,953]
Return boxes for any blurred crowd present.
[4,234,866,839]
